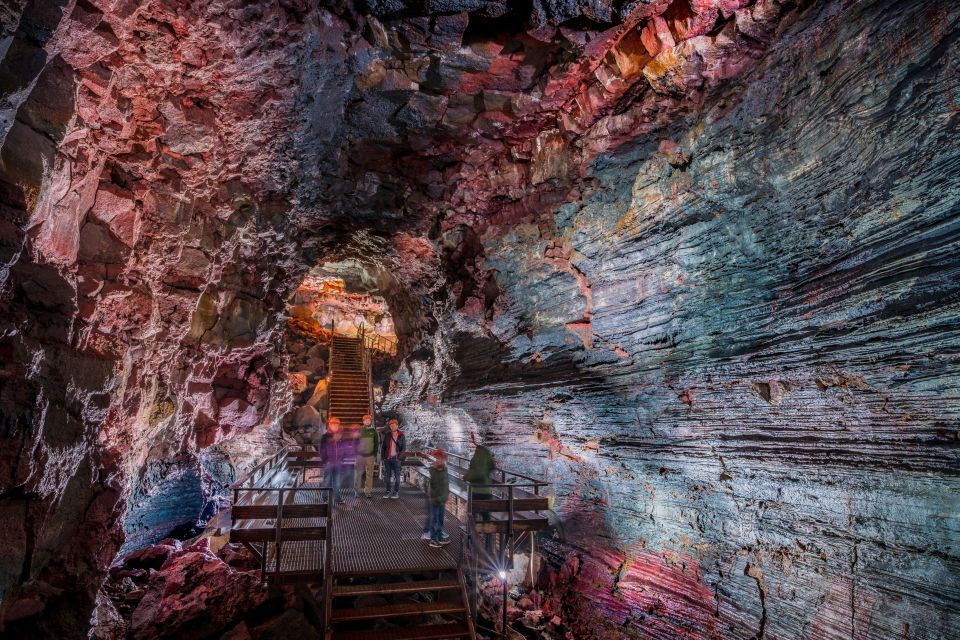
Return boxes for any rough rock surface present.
[97,537,313,640]
[0,0,308,633]
[390,2,960,638]
[0,0,958,638]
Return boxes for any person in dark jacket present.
[380,418,405,499]
[465,431,496,551]
[427,449,450,547]
[319,418,351,505]
[465,431,495,503]
[354,414,379,499]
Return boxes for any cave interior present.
[0,0,958,638]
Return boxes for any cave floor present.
[330,482,464,576]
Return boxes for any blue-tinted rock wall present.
[425,1,960,637]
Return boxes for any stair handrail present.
[327,320,335,368]
[365,338,374,421]
[230,447,288,490]
[360,330,398,356]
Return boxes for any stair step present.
[333,578,460,598]
[332,622,472,640]
[331,601,466,622]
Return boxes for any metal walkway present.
[227,445,552,639]
[331,484,463,576]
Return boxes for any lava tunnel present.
[0,0,958,638]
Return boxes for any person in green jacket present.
[464,431,495,505]
[354,414,379,499]
[427,449,450,548]
[465,432,496,553]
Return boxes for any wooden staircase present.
[328,569,476,640]
[328,335,371,427]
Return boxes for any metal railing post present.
[507,485,514,544]
[275,489,285,582]
[324,486,333,639]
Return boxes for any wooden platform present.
[331,482,462,576]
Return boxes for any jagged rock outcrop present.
[97,537,318,640]
[0,0,310,633]
[1,0,957,638]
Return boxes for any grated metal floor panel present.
[236,475,463,579]
[331,482,463,576]
[266,539,326,574]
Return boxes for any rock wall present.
[393,1,960,638]
[0,1,312,634]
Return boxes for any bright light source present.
[498,570,507,580]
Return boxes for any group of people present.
[317,415,495,550]
[317,414,406,503]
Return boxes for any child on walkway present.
[427,449,450,548]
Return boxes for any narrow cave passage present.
[283,264,400,443]
[1,1,959,639]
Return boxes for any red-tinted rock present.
[129,549,267,640]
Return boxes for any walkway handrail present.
[229,449,334,591]
[405,445,550,636]
[230,448,288,490]
[362,330,398,355]
[412,448,551,491]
